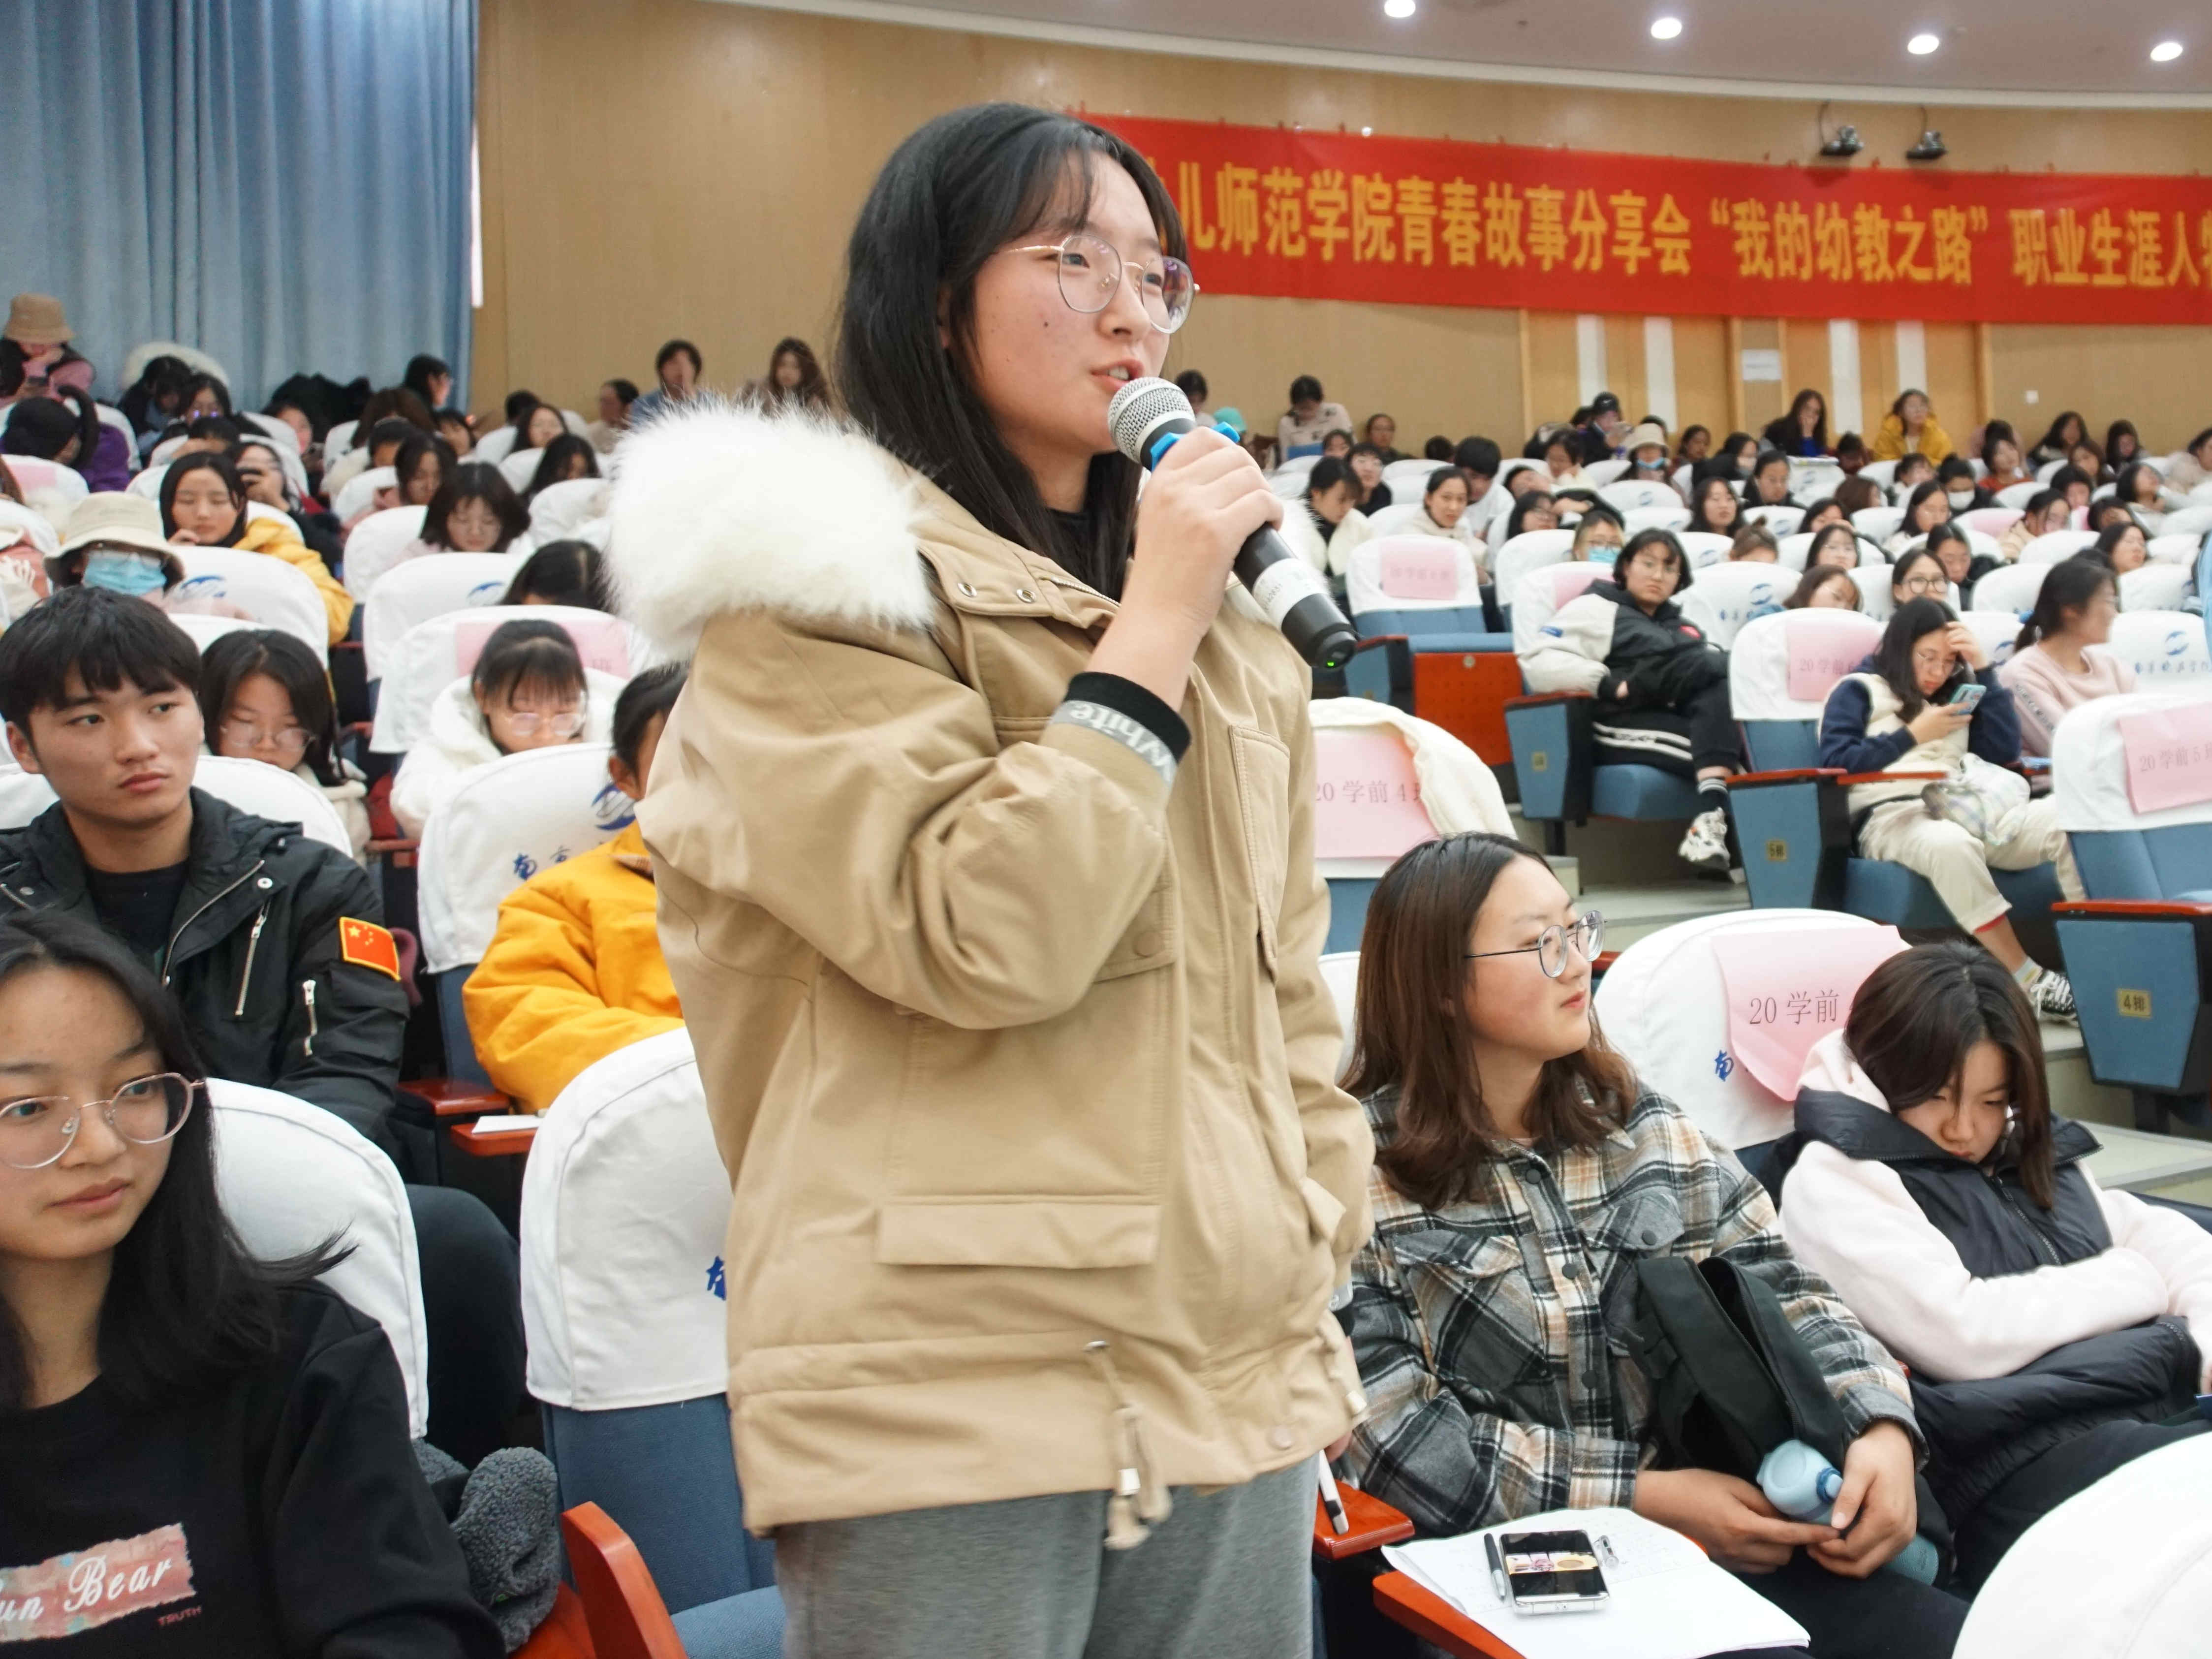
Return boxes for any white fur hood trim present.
[606,399,932,654]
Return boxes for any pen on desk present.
[1597,1534,1620,1568]
[1483,1531,1508,1602]
[1315,1452,1349,1535]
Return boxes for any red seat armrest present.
[405,1079,511,1119]
[1838,770,1949,786]
[2053,900,2212,918]
[1312,1483,1416,1561]
[1505,690,1592,710]
[1730,767,1845,788]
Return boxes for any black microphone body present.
[1107,379,1360,672]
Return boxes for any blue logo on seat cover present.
[707,1256,726,1300]
[592,781,636,831]
[1714,1049,1735,1082]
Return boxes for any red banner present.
[1092,114,2212,326]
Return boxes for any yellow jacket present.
[462,822,684,1113]
[237,513,354,643]
[1870,411,1954,465]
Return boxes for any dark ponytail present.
[2015,554,2116,654]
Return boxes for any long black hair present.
[2015,554,2114,654]
[525,434,600,501]
[198,629,344,787]
[402,354,451,411]
[2,388,102,470]
[159,452,248,546]
[1872,596,1967,718]
[501,540,611,612]
[835,103,1185,600]
[421,462,530,552]
[0,911,345,1412]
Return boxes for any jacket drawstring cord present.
[1086,1339,1171,1550]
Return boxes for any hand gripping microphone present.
[1108,377,1360,672]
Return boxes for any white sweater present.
[1779,1030,2212,1388]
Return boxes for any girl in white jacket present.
[1776,942,2212,1588]
[390,619,623,838]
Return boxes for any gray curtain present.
[0,0,476,407]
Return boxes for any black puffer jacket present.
[0,792,409,1152]
[1774,1092,2200,1521]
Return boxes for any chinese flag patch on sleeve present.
[338,917,402,980]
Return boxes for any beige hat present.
[52,493,183,586]
[1622,421,1670,456]
[4,294,73,348]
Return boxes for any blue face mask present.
[82,550,168,596]
[1588,544,1621,568]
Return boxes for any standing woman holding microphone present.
[608,104,1372,1658]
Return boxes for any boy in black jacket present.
[0,588,522,1463]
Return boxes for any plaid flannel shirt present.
[1342,1082,1916,1537]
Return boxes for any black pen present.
[1484,1531,1508,1602]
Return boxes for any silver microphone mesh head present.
[1108,376,1193,463]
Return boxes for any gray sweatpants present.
[776,1461,1315,1659]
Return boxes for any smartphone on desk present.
[1946,681,1988,713]
[1499,1529,1610,1615]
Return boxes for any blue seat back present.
[1742,717,1820,772]
[435,968,491,1087]
[1355,604,1490,639]
[2055,914,2210,1096]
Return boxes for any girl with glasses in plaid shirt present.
[1337,833,1967,1659]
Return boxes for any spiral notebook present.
[1383,1506,1808,1659]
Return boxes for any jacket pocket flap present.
[876,1200,1161,1269]
[1298,1176,1346,1247]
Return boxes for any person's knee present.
[406,1185,519,1290]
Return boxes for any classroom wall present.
[476,0,2212,451]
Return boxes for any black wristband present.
[1065,672,1192,762]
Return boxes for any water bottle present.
[1757,1440,1938,1583]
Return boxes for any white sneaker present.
[2026,968,2078,1022]
[1677,807,1732,873]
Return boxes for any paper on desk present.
[468,1115,540,1133]
[1383,1507,1808,1659]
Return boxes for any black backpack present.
[1627,1254,1954,1576]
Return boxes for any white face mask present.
[1947,488,1976,508]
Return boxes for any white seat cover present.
[1962,507,2023,541]
[2018,530,2099,566]
[1598,479,1679,515]
[2119,563,2190,613]
[2147,532,2204,566]
[1858,460,1899,491]
[1383,459,1444,494]
[343,505,432,602]
[324,418,359,457]
[2051,690,2212,833]
[125,461,170,502]
[1513,561,1610,656]
[1363,501,1438,539]
[499,448,545,493]
[1677,531,1733,569]
[1993,481,2041,511]
[1959,610,2025,670]
[174,548,328,663]
[1622,505,1692,536]
[188,754,355,854]
[1969,563,2051,618]
[2104,612,2212,686]
[1273,453,1321,478]
[1582,458,1630,487]
[1492,530,1577,603]
[1851,506,1904,543]
[1728,609,1882,720]
[418,742,632,973]
[1593,909,1897,1149]
[521,1029,727,1409]
[2159,504,2212,540]
[0,456,89,511]
[368,603,641,753]
[473,425,520,465]
[210,1078,428,1437]
[1679,563,1787,649]
[1741,503,1803,535]
[1345,534,1484,618]
[0,501,60,559]
[362,551,525,681]
[331,465,397,528]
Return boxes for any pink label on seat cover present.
[454,616,629,680]
[1784,610,1881,703]
[1313,727,1436,860]
[1376,538,1462,601]
[1711,927,1907,1099]
[1549,562,1608,606]
[2117,701,2212,814]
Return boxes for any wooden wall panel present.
[1923,324,1981,449]
[1670,317,1730,447]
[1525,313,1583,436]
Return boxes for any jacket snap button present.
[1269,1426,1295,1451]
[1133,929,1163,957]
[1015,587,1037,603]
[956,581,978,598]
[256,877,274,890]
[1560,1257,1582,1280]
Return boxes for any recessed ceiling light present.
[1650,16,1683,40]
[1383,0,1415,17]
[1907,32,1940,55]
[2151,40,2184,63]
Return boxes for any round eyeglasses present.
[218,719,312,760]
[504,707,588,739]
[0,1072,199,1170]
[1465,912,1605,980]
[1007,235,1199,334]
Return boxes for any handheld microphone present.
[1107,377,1360,672]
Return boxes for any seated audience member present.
[1172,368,1209,416]
[1806,522,1870,573]
[403,353,455,413]
[1275,374,1350,461]
[1891,453,1938,503]
[1980,423,2034,494]
[2112,462,2176,532]
[179,376,234,422]
[1279,455,1373,584]
[2029,411,2088,470]
[0,588,524,1465]
[464,666,687,1114]
[1887,480,1953,555]
[159,454,353,644]
[1997,489,2071,561]
[1873,389,1953,463]
[390,619,618,839]
[1399,466,1475,548]
[0,910,501,1656]
[1520,530,1740,872]
[2047,462,2095,515]
[319,390,434,497]
[1800,497,1845,535]
[1453,437,1505,529]
[1817,598,2081,1017]
[2103,419,2144,473]
[1789,565,1862,611]
[1762,387,1832,458]
[420,463,531,554]
[1675,423,1712,466]
[1320,429,1354,462]
[393,430,456,508]
[2068,439,2107,484]
[501,540,612,611]
[1937,456,1988,513]
[510,403,568,460]
[1731,525,1782,563]
[587,378,638,454]
[1716,430,1760,478]
[1347,441,1392,513]
[42,496,182,608]
[200,629,371,860]
[234,435,330,572]
[263,396,315,458]
[1833,474,1886,521]
[747,336,831,414]
[2089,516,2150,574]
[1743,450,1799,509]
[1925,522,1997,606]
[1574,391,1627,463]
[628,339,703,426]
[2003,557,2134,758]
[524,434,599,501]
[1500,487,1558,544]
[2164,425,2212,493]
[1342,834,1965,1659]
[1888,548,1951,611]
[2086,499,2138,536]
[436,407,475,458]
[1362,412,1404,463]
[170,413,244,460]
[1776,943,2212,1589]
[1568,501,1624,563]
[1835,430,1870,475]
[2,388,131,493]
[1422,435,1455,462]
[1619,421,1675,489]
[1539,430,1588,488]
[120,353,192,438]
[1688,471,1743,536]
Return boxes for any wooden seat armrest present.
[1311,1483,1417,1561]
[1505,690,1591,709]
[367,836,419,855]
[404,1079,511,1118]
[1352,632,1410,651]
[1373,1571,1525,1659]
[450,1120,537,1158]
[2053,899,2212,918]
[1838,770,1949,786]
[560,1502,687,1659]
[1729,767,1845,787]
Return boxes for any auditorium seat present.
[1741,503,1804,536]
[1852,504,1905,544]
[343,504,432,601]
[0,455,89,513]
[1966,562,2050,619]
[1621,503,1692,535]
[1491,529,1575,633]
[2119,563,2191,613]
[2017,529,2100,566]
[1678,562,1789,649]
[368,603,645,755]
[364,551,526,683]
[1676,529,1734,569]
[0,752,355,856]
[500,447,546,493]
[1340,534,1515,762]
[175,546,330,662]
[332,464,398,528]
[1993,480,2041,511]
[2104,612,2212,687]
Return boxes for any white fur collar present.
[605,399,933,655]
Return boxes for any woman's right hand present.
[1631,1468,1838,1574]
[1904,699,1976,746]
